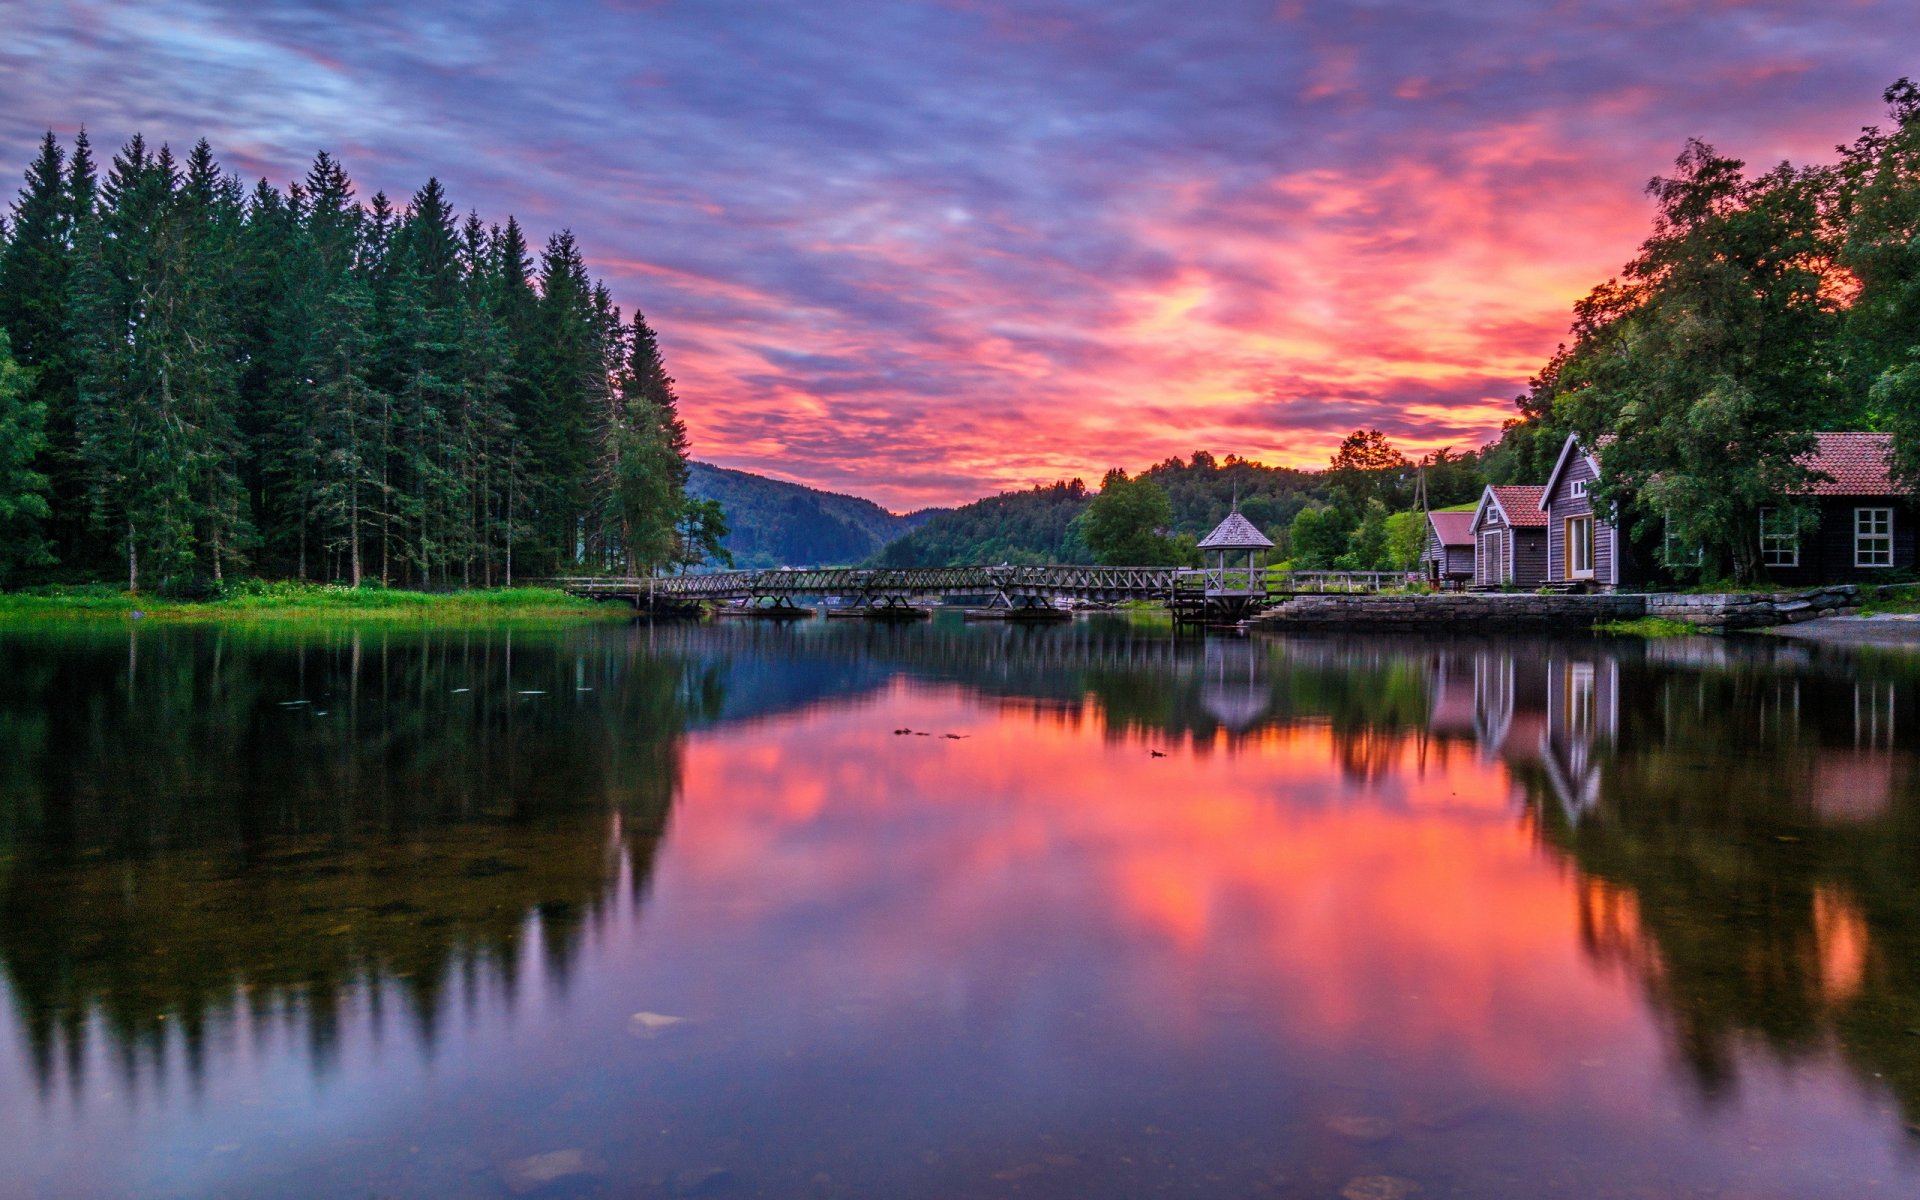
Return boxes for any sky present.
[0,1,1912,510]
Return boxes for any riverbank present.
[1250,585,1864,635]
[0,583,626,624]
[1764,612,1920,649]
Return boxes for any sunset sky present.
[2,2,1911,509]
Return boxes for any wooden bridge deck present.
[541,566,1413,611]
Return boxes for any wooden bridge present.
[543,566,1412,618]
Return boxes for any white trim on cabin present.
[1540,432,1600,511]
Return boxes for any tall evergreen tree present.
[0,330,52,582]
[0,134,694,590]
[0,132,78,567]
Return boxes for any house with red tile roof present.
[1540,432,1916,587]
[1420,509,1476,587]
[1468,485,1548,587]
[1754,433,1916,583]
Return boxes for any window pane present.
[1856,508,1893,568]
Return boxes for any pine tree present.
[1,135,691,590]
[384,179,466,585]
[0,329,53,582]
[307,273,383,586]
[0,132,76,568]
[523,230,604,573]
[170,140,253,581]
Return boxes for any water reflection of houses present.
[1424,644,1616,823]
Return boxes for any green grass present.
[1858,583,1920,616]
[0,581,626,624]
[1594,616,1702,638]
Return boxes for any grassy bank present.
[1593,616,1702,638]
[0,582,629,624]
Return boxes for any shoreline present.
[1763,612,1920,648]
[0,584,634,625]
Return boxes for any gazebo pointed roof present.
[1197,510,1274,550]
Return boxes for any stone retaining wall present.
[1252,586,1860,633]
[1643,586,1859,629]
[1255,593,1645,632]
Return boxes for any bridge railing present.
[1269,570,1417,594]
[538,567,1421,602]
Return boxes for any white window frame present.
[1855,507,1894,569]
[1759,507,1799,568]
[1571,478,1588,498]
[1566,515,1595,580]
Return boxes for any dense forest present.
[875,443,1486,569]
[1485,78,1920,581]
[687,461,938,568]
[0,132,714,591]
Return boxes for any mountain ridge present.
[687,462,943,568]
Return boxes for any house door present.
[1479,531,1503,584]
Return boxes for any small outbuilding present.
[1469,485,1549,588]
[1196,509,1275,597]
[1421,510,1477,588]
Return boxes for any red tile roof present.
[1428,511,1475,546]
[1489,486,1548,527]
[1798,432,1902,496]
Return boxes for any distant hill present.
[875,453,1334,567]
[873,480,1095,567]
[688,462,941,568]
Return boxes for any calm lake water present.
[1,616,1917,1199]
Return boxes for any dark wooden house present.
[1420,510,1476,587]
[1469,485,1548,588]
[1541,435,1640,589]
[1757,433,1917,584]
[1543,431,1916,587]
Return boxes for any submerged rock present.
[1325,1114,1395,1143]
[499,1148,602,1196]
[629,1011,690,1037]
[1339,1175,1420,1200]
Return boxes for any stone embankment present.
[1643,586,1859,629]
[1252,586,1859,633]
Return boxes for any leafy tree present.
[0,330,52,581]
[1384,510,1426,571]
[1838,80,1920,489]
[1083,469,1181,565]
[1327,428,1411,511]
[674,498,732,572]
[1558,141,1842,583]
[1287,505,1348,569]
[1338,499,1393,570]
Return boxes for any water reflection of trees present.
[1408,634,1920,1125]
[1512,660,1920,1123]
[7,617,1920,1127]
[0,623,722,1098]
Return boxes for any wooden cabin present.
[1542,435,1640,589]
[1421,510,1476,588]
[1469,485,1548,588]
[1542,431,1917,587]
[1754,433,1918,584]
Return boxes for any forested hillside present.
[0,132,709,590]
[687,462,937,567]
[872,449,1486,568]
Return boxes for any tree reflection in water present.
[0,617,1916,1147]
[0,622,720,1100]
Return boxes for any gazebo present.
[1195,508,1275,597]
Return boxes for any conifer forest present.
[0,132,720,591]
